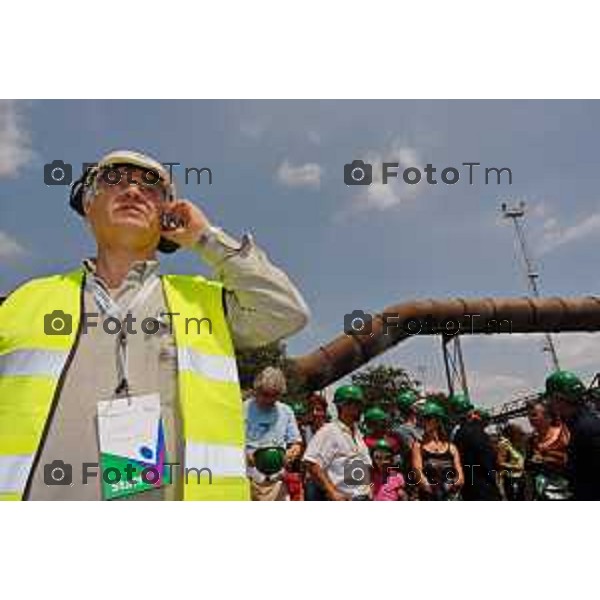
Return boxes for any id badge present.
[97,393,171,500]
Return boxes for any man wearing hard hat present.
[0,150,310,501]
[303,385,372,500]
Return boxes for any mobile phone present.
[160,212,185,231]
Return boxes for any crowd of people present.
[244,366,600,501]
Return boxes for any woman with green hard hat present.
[363,406,402,455]
[370,439,406,501]
[282,399,311,501]
[525,397,571,500]
[303,393,330,501]
[411,400,464,500]
[290,400,310,437]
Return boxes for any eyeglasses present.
[93,166,169,203]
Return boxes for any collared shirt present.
[303,420,372,498]
[244,398,302,484]
[26,227,310,500]
[244,398,302,451]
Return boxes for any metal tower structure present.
[442,333,470,397]
[501,199,560,371]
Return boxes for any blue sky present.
[2,99,600,406]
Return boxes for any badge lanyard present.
[337,420,362,456]
[86,275,161,397]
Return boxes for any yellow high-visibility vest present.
[0,268,249,500]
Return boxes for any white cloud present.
[553,332,600,370]
[502,200,600,256]
[307,130,321,145]
[351,139,424,212]
[0,230,26,259]
[530,201,549,219]
[468,372,532,407]
[468,331,600,370]
[240,120,267,140]
[0,100,33,178]
[276,160,322,189]
[537,210,600,255]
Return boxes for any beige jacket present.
[26,226,309,500]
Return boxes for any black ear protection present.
[68,165,180,254]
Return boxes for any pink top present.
[373,472,405,501]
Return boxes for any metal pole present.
[456,336,470,396]
[442,337,454,397]
[442,334,470,397]
[502,201,560,370]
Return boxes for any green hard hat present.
[396,389,418,411]
[448,392,474,414]
[372,438,393,453]
[289,400,307,416]
[420,400,447,421]
[334,384,364,405]
[253,447,285,476]
[545,370,585,398]
[364,406,388,422]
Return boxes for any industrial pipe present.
[289,296,600,390]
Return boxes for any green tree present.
[351,365,418,410]
[235,341,311,403]
[235,341,287,390]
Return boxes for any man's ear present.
[82,190,93,217]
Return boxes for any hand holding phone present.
[160,211,186,231]
[159,200,211,249]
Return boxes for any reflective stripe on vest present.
[183,441,249,501]
[161,274,248,500]
[0,349,69,378]
[0,269,249,501]
[177,347,238,383]
[185,441,245,478]
[0,454,34,496]
[0,445,246,496]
